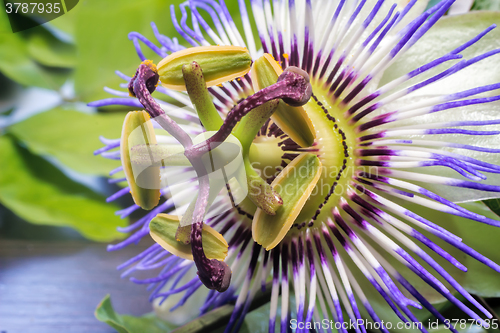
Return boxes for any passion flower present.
[92,0,500,331]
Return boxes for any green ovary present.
[248,136,285,177]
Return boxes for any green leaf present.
[0,4,12,34]
[73,0,185,102]
[380,11,500,96]
[173,305,235,333]
[0,11,71,89]
[46,3,81,39]
[0,31,70,89]
[236,303,271,333]
[425,0,444,11]
[208,302,270,333]
[9,108,124,176]
[484,199,500,218]
[27,29,76,68]
[0,135,125,241]
[95,295,176,333]
[472,0,500,11]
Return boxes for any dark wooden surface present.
[0,238,156,333]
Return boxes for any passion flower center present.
[128,59,314,292]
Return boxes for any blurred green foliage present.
[484,199,500,217]
[0,0,249,242]
[472,0,500,11]
[95,295,177,333]
[9,108,124,175]
[0,0,188,241]
[0,135,125,240]
[74,0,181,102]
